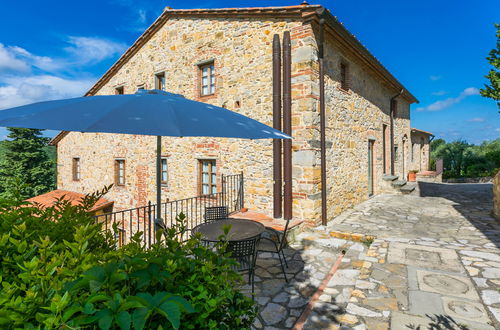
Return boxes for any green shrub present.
[0,188,256,329]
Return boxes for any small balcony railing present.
[95,173,244,247]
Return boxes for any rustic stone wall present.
[56,15,422,227]
[312,30,413,222]
[493,171,500,220]
[57,17,317,221]
[410,131,431,173]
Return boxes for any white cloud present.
[431,90,447,96]
[9,46,62,71]
[0,43,31,73]
[0,75,94,110]
[64,36,126,65]
[137,9,147,25]
[0,36,127,113]
[416,87,479,112]
[430,75,442,81]
[496,128,500,132]
[467,117,485,122]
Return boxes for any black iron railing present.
[95,173,244,247]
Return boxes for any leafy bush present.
[431,138,500,178]
[0,187,256,329]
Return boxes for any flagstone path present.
[251,182,500,329]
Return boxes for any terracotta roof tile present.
[26,189,113,212]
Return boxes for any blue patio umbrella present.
[0,89,291,222]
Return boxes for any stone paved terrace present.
[249,182,500,329]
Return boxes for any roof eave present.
[50,5,417,146]
[411,128,434,136]
[84,5,321,98]
[313,7,418,104]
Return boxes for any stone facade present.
[53,5,426,227]
[410,129,432,174]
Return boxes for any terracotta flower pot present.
[240,207,248,213]
[408,171,417,182]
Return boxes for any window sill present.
[197,94,216,101]
[337,86,351,95]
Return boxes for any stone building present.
[49,4,430,227]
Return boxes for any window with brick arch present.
[199,159,216,195]
[340,61,350,91]
[199,62,215,96]
[115,159,125,186]
[72,157,80,181]
[155,72,166,91]
[161,158,168,185]
[115,86,124,95]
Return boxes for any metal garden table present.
[192,218,265,243]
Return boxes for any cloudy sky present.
[0,0,498,143]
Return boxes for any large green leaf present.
[158,301,181,330]
[116,311,131,330]
[132,308,150,330]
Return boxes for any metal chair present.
[204,206,229,222]
[257,220,290,282]
[226,236,261,297]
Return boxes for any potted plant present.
[408,170,418,182]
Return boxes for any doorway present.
[402,135,408,178]
[368,140,374,196]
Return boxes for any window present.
[394,145,399,161]
[199,160,216,195]
[137,84,145,90]
[115,86,124,95]
[161,158,168,185]
[340,61,349,90]
[411,143,415,162]
[199,62,215,96]
[72,157,80,181]
[115,159,125,185]
[155,72,166,90]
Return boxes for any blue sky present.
[0,0,498,144]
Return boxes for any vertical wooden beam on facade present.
[156,136,162,220]
[283,31,293,221]
[319,19,327,226]
[390,90,403,176]
[272,34,283,219]
[390,100,395,176]
[382,124,387,174]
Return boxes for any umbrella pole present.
[156,136,162,221]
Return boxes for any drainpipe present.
[428,134,435,171]
[283,31,293,220]
[390,89,403,176]
[272,34,282,219]
[318,18,327,226]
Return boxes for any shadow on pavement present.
[418,181,500,249]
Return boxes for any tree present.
[0,128,55,199]
[431,138,500,178]
[480,23,500,111]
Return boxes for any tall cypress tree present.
[0,128,56,199]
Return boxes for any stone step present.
[382,175,399,182]
[400,182,416,194]
[391,179,407,187]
